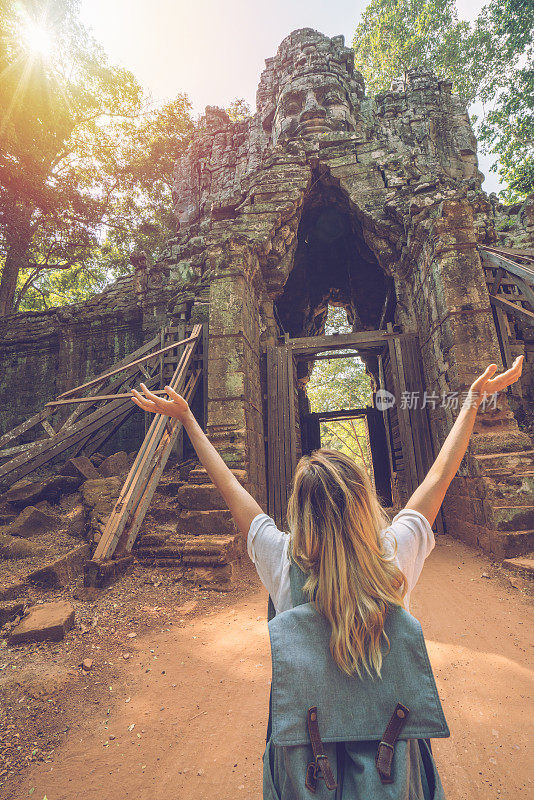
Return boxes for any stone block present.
[8,601,75,644]
[5,506,57,538]
[65,504,87,538]
[488,504,534,532]
[182,563,235,591]
[99,452,130,477]
[176,484,226,510]
[0,580,28,600]
[28,543,91,588]
[0,534,44,559]
[5,475,82,508]
[175,509,235,537]
[0,601,25,627]
[63,456,102,481]
[501,556,534,580]
[81,477,122,511]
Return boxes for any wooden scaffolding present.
[0,323,206,584]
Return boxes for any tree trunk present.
[0,206,33,317]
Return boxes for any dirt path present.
[5,535,533,800]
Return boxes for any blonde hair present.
[287,449,407,679]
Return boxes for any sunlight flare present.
[22,18,54,57]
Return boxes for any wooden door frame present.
[265,328,443,531]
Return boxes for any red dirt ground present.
[2,534,533,800]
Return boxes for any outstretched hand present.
[131,383,191,422]
[468,355,524,407]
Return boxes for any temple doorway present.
[265,184,439,529]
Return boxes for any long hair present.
[287,448,407,679]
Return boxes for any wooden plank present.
[57,333,195,399]
[491,267,505,295]
[479,249,534,291]
[0,441,47,459]
[0,408,54,450]
[92,325,202,561]
[266,347,277,522]
[314,408,368,421]
[78,376,160,459]
[296,351,363,363]
[97,331,201,559]
[378,355,395,476]
[400,336,427,486]
[389,336,418,498]
[56,380,108,433]
[119,369,202,554]
[402,336,445,533]
[202,321,209,431]
[0,394,135,485]
[490,294,534,324]
[0,343,164,484]
[493,306,522,398]
[46,389,184,406]
[279,346,290,526]
[480,245,534,264]
[56,335,160,401]
[40,420,56,437]
[289,330,405,355]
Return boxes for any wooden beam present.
[119,369,202,555]
[46,389,182,406]
[288,329,404,355]
[57,333,193,399]
[491,267,505,295]
[490,294,534,324]
[308,408,369,421]
[91,325,202,562]
[479,249,534,292]
[296,350,364,362]
[0,408,54,450]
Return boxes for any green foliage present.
[226,98,251,122]
[352,0,487,104]
[0,0,194,314]
[306,307,374,477]
[477,0,534,201]
[351,0,533,201]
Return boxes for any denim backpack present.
[264,561,450,800]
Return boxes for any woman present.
[131,355,523,797]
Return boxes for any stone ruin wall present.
[0,28,533,557]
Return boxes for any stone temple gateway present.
[1,29,533,585]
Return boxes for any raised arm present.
[131,384,263,538]
[405,356,524,527]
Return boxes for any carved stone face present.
[272,73,360,146]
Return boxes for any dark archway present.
[272,176,396,506]
[274,173,395,339]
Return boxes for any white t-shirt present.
[247,508,435,614]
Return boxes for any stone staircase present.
[134,464,246,589]
[462,446,534,580]
[473,447,534,558]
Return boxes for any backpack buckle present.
[375,702,410,784]
[305,707,338,792]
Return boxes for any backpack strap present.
[305,707,338,793]
[375,702,410,784]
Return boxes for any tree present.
[352,0,490,105]
[0,0,144,315]
[306,307,374,476]
[226,98,251,122]
[0,0,194,315]
[351,0,532,201]
[477,0,534,200]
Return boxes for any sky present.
[80,0,501,193]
